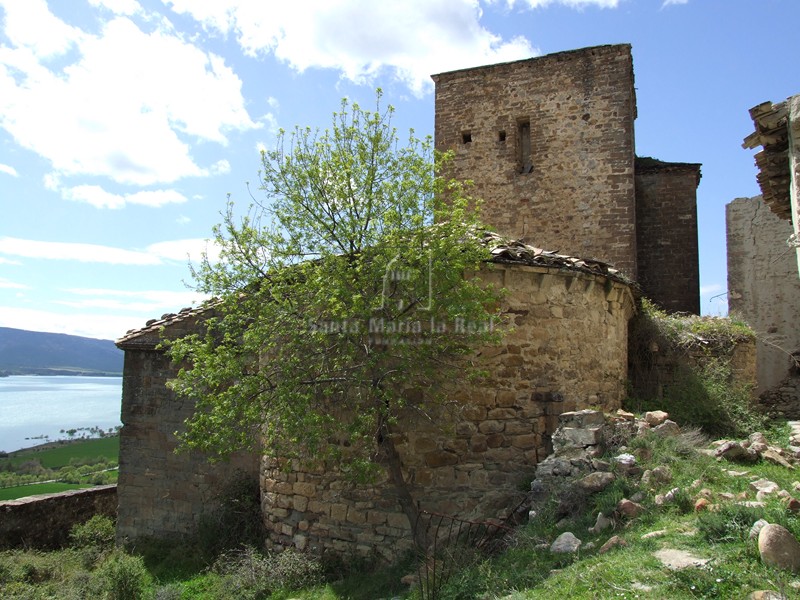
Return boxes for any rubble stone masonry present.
[260,264,635,559]
[433,45,638,277]
[115,312,259,543]
[635,159,701,314]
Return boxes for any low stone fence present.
[0,485,117,549]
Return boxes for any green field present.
[0,482,91,501]
[6,435,119,468]
[0,436,120,501]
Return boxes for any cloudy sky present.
[0,0,797,340]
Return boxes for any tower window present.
[518,120,532,173]
[498,130,506,142]
[462,131,472,144]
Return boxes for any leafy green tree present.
[166,92,501,543]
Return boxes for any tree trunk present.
[377,423,428,551]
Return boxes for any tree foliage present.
[166,92,501,486]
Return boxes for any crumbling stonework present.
[114,43,704,555]
[258,264,635,558]
[726,196,800,407]
[0,486,117,550]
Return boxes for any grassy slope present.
[6,436,119,469]
[0,482,89,501]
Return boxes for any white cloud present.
[662,0,688,6]
[59,287,206,313]
[0,237,162,265]
[0,163,18,176]
[507,0,621,7]
[0,4,259,186]
[165,0,536,96]
[88,0,143,16]
[0,236,220,265]
[0,277,27,289]
[0,0,85,58]
[146,238,221,263]
[700,283,723,296]
[0,256,21,265]
[60,185,188,209]
[0,304,153,340]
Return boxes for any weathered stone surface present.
[654,548,710,570]
[644,410,670,426]
[654,420,681,437]
[762,449,794,469]
[0,486,117,550]
[598,535,627,554]
[588,512,613,534]
[715,441,759,463]
[550,532,582,554]
[616,498,645,519]
[750,519,770,541]
[758,523,800,573]
[750,479,781,495]
[577,472,616,494]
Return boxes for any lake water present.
[0,376,122,452]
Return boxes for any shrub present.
[196,473,263,560]
[211,546,323,599]
[71,515,116,567]
[627,299,764,438]
[95,550,152,600]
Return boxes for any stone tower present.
[433,44,638,277]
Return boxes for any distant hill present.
[0,327,123,376]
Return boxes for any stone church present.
[115,44,701,558]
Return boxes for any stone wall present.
[260,264,635,559]
[726,196,800,399]
[635,159,701,314]
[115,312,259,543]
[433,44,638,277]
[0,486,117,550]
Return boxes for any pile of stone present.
[527,407,800,588]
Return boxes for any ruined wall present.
[433,44,638,277]
[0,486,117,550]
[635,160,701,314]
[260,264,635,559]
[727,196,800,397]
[115,313,259,543]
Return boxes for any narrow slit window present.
[518,120,532,173]
[462,131,472,144]
[498,130,506,142]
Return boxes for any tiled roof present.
[116,231,632,347]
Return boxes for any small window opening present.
[518,120,532,173]
[498,130,506,142]
[462,131,472,144]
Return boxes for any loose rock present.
[758,523,800,573]
[550,532,582,554]
[598,535,627,554]
[616,498,645,519]
[577,471,616,493]
[750,519,769,541]
[644,410,669,426]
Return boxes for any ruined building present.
[726,96,800,415]
[115,44,703,556]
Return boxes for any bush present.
[627,299,763,438]
[71,515,116,567]
[95,551,152,600]
[211,546,323,599]
[195,473,263,560]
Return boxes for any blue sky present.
[0,0,797,341]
